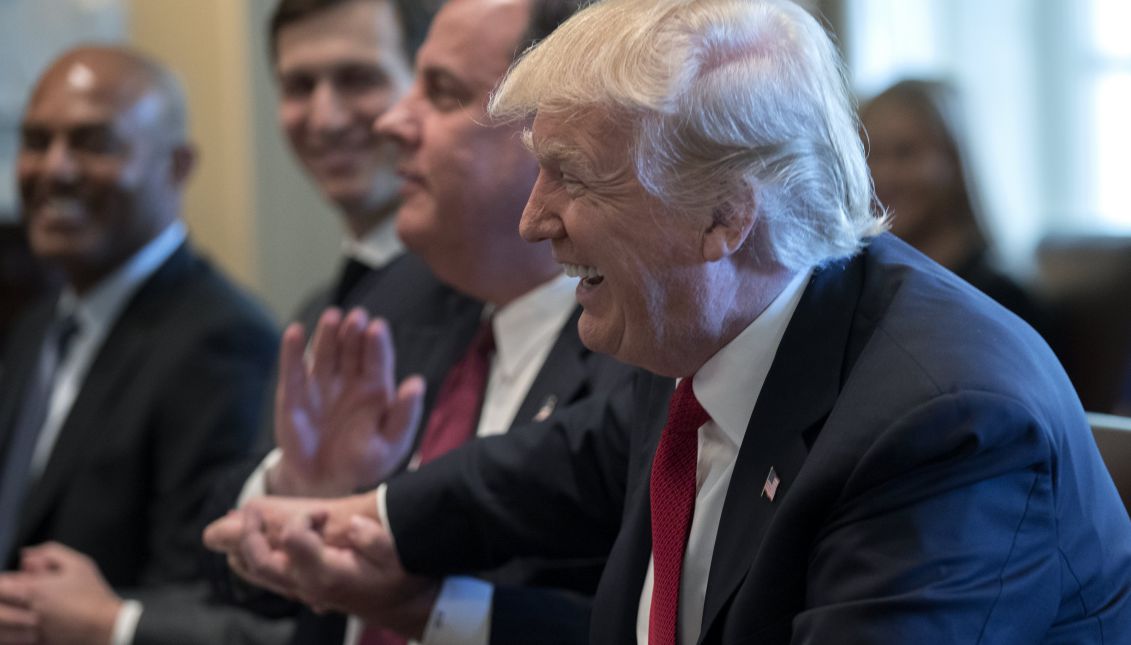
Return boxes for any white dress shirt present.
[634,268,812,645]
[342,215,403,270]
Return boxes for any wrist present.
[94,596,125,645]
[375,580,442,641]
[267,461,349,498]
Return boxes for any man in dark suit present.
[208,0,1131,642]
[0,46,277,644]
[213,1,636,644]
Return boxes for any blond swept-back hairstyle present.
[489,0,886,270]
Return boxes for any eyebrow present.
[526,130,596,176]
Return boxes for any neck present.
[343,201,397,240]
[658,261,797,379]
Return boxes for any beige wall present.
[129,0,259,289]
[126,0,343,321]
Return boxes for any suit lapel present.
[0,301,55,463]
[15,246,194,548]
[697,254,865,642]
[513,308,589,424]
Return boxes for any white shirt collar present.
[692,268,813,448]
[490,273,579,381]
[57,220,187,336]
[341,216,403,270]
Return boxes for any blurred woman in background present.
[861,79,1048,332]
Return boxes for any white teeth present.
[561,263,603,280]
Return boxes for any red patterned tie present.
[649,378,710,645]
[359,321,495,645]
[414,321,495,463]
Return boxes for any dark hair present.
[514,0,589,61]
[268,0,439,63]
[861,78,988,250]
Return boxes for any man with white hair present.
[207,0,1131,642]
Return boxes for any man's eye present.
[335,66,388,95]
[425,79,467,111]
[72,129,117,154]
[20,129,50,152]
[280,75,315,99]
[561,174,585,197]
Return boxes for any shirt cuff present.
[418,577,493,645]
[238,448,282,505]
[375,483,396,550]
[110,600,143,645]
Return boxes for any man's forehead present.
[275,0,405,72]
[418,0,527,84]
[531,110,624,156]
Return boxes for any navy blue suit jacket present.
[387,234,1131,643]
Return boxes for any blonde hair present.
[490,0,886,269]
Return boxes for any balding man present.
[0,46,276,644]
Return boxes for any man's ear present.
[170,144,197,187]
[702,200,756,262]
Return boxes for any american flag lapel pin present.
[532,395,558,422]
[761,467,781,502]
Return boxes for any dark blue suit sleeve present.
[794,391,1103,644]
[385,374,643,576]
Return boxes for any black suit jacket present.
[291,306,645,645]
[386,234,1131,644]
[0,242,277,587]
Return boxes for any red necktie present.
[414,321,495,464]
[358,321,495,645]
[648,378,710,645]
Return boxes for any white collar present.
[692,268,813,448]
[341,216,403,270]
[57,220,187,334]
[490,273,579,380]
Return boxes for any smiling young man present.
[267,0,463,335]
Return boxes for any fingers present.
[0,577,36,645]
[234,510,297,598]
[346,516,395,562]
[203,510,245,554]
[364,318,396,403]
[309,308,344,386]
[279,515,372,615]
[338,309,370,381]
[18,543,76,574]
[383,375,426,445]
[276,323,309,417]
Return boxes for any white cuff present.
[109,600,143,645]
[418,577,494,645]
[375,483,397,551]
[238,449,282,505]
